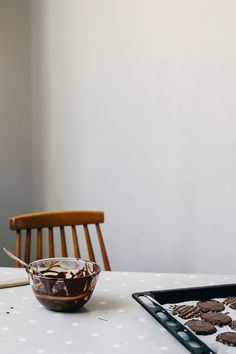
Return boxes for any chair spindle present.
[96,224,111,271]
[84,225,95,262]
[60,226,67,257]
[16,230,21,267]
[25,229,31,264]
[48,227,54,257]
[71,226,80,258]
[37,228,43,259]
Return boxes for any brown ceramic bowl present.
[27,258,101,312]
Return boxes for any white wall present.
[0,0,32,266]
[28,0,236,273]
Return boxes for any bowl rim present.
[28,257,101,279]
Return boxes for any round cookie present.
[185,319,216,335]
[216,332,236,346]
[201,312,231,326]
[197,300,224,312]
[229,320,236,330]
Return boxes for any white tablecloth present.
[0,268,236,354]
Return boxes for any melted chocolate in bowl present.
[28,258,101,312]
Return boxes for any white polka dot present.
[46,329,54,334]
[8,289,14,293]
[208,282,215,286]
[112,344,121,348]
[137,335,145,339]
[138,318,145,322]
[0,302,5,306]
[4,272,10,275]
[139,279,145,282]
[2,327,10,331]
[102,288,108,292]
[12,310,20,315]
[53,313,61,317]
[155,273,162,277]
[29,320,36,324]
[115,325,123,329]
[122,272,128,275]
[65,340,73,345]
[91,333,99,337]
[160,346,169,351]
[121,283,127,287]
[189,275,196,279]
[223,276,229,280]
[105,277,111,281]
[156,285,163,289]
[37,350,46,354]
[72,322,79,327]
[21,296,29,300]
[37,304,43,308]
[99,301,107,305]
[18,337,27,342]
[119,295,126,299]
[173,280,180,284]
[118,309,125,312]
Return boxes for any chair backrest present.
[9,210,111,271]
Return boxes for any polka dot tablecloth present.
[0,268,236,354]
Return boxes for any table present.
[0,268,236,354]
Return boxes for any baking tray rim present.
[132,282,236,354]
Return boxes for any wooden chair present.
[9,210,111,271]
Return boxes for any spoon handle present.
[3,248,46,277]
[3,248,29,268]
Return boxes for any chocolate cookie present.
[224,297,236,310]
[216,332,236,346]
[197,300,224,312]
[185,319,216,335]
[170,304,201,319]
[229,320,236,330]
[201,312,231,326]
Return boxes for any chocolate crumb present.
[97,316,108,321]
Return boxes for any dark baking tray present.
[132,283,236,354]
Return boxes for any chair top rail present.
[9,210,104,230]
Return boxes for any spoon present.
[3,248,44,277]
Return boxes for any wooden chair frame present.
[9,210,111,271]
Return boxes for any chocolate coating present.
[229,320,236,330]
[170,304,201,319]
[185,319,216,335]
[197,300,224,313]
[216,332,236,346]
[201,312,231,326]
